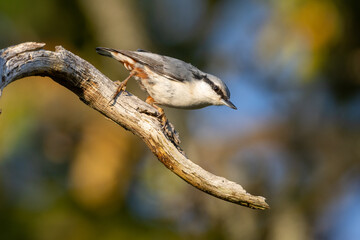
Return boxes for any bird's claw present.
[154,108,168,130]
[109,80,127,105]
[137,106,181,146]
[160,116,168,130]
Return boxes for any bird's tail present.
[96,47,135,65]
[95,47,115,58]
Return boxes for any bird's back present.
[117,50,201,83]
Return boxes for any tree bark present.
[0,42,269,210]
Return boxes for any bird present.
[96,47,237,126]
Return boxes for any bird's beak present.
[222,99,237,110]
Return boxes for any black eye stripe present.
[202,75,228,100]
[192,71,228,100]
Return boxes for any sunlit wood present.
[0,42,269,210]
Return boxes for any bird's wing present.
[118,50,199,82]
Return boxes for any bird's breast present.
[139,72,209,109]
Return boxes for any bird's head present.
[193,72,237,110]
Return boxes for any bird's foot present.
[109,71,135,105]
[156,109,168,130]
[110,80,127,102]
[145,96,166,128]
[142,96,181,146]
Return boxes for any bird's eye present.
[213,85,219,91]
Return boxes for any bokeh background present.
[1,0,360,239]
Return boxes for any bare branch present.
[0,42,269,210]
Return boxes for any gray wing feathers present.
[118,50,197,82]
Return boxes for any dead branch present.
[0,42,269,210]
